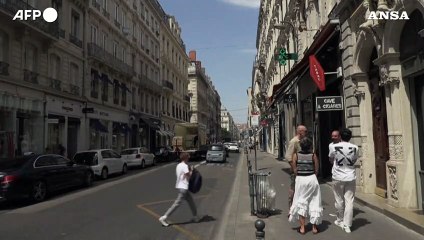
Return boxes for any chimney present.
[189,50,196,61]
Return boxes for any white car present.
[121,147,155,168]
[228,143,240,153]
[73,149,128,180]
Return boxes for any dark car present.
[0,154,94,203]
[154,146,177,162]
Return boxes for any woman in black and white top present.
[288,137,323,234]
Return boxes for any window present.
[91,69,99,97]
[101,150,112,159]
[113,41,118,57]
[132,87,136,109]
[114,3,119,21]
[150,96,154,115]
[102,32,107,50]
[34,156,56,167]
[121,83,127,106]
[0,31,9,62]
[140,31,144,48]
[122,11,126,27]
[122,48,126,63]
[24,43,37,71]
[50,54,60,79]
[114,80,120,103]
[101,74,108,101]
[132,21,136,37]
[70,63,78,85]
[71,11,80,38]
[102,0,107,9]
[90,25,97,44]
[55,156,69,166]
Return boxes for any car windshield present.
[210,145,224,151]
[0,156,32,170]
[73,152,97,166]
[121,149,138,155]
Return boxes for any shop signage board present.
[309,55,326,91]
[316,96,344,111]
[251,114,259,126]
[283,94,296,104]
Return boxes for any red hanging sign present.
[309,55,326,91]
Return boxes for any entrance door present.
[67,121,78,159]
[414,75,424,210]
[370,77,390,197]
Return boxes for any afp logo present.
[368,11,410,20]
[13,8,58,22]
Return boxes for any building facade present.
[160,15,190,146]
[253,0,424,213]
[221,107,239,141]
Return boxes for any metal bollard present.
[255,219,265,240]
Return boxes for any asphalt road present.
[0,153,242,240]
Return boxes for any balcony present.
[163,80,174,91]
[0,61,9,76]
[49,78,62,91]
[102,8,110,19]
[114,19,121,28]
[23,69,38,84]
[69,34,82,48]
[92,0,100,10]
[87,43,134,77]
[139,74,161,93]
[70,84,80,96]
[0,0,59,39]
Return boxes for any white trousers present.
[332,180,356,227]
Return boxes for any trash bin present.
[253,171,276,217]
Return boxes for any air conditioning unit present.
[337,66,343,78]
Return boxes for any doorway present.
[369,50,390,197]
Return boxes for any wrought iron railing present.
[23,69,39,84]
[163,80,173,90]
[69,33,82,48]
[49,78,62,91]
[87,43,134,77]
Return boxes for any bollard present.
[255,219,265,240]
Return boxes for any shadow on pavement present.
[351,218,371,231]
[353,207,365,217]
[281,167,291,175]
[171,215,216,226]
[268,208,283,217]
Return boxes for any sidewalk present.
[214,151,422,240]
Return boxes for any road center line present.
[137,204,201,240]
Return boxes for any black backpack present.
[189,169,202,193]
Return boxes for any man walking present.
[285,125,307,209]
[159,152,198,227]
[328,130,341,164]
[329,128,359,233]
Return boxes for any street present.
[0,153,241,240]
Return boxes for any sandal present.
[297,228,306,235]
[312,226,319,234]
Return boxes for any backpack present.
[189,168,202,193]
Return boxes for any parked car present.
[228,143,240,153]
[197,144,209,160]
[154,146,177,162]
[0,154,93,202]
[206,144,227,163]
[73,149,127,180]
[121,147,155,168]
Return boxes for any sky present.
[158,0,260,124]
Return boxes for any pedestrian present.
[285,125,308,210]
[329,128,359,233]
[289,137,322,234]
[159,152,199,227]
[328,130,341,164]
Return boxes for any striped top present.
[296,151,315,176]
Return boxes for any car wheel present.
[84,171,93,187]
[122,164,128,175]
[31,180,47,202]
[101,168,108,180]
[141,160,145,169]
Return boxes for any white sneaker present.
[343,225,351,233]
[159,216,169,227]
[334,220,343,228]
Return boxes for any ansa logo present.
[368,11,409,20]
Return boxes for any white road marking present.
[193,161,206,168]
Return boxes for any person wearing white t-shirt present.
[159,152,198,227]
[328,130,341,164]
[329,128,359,233]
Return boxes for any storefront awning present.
[90,119,108,133]
[270,20,338,106]
[139,117,160,130]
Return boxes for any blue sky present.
[159,0,260,123]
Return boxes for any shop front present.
[0,87,44,158]
[45,95,84,158]
[139,116,161,152]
